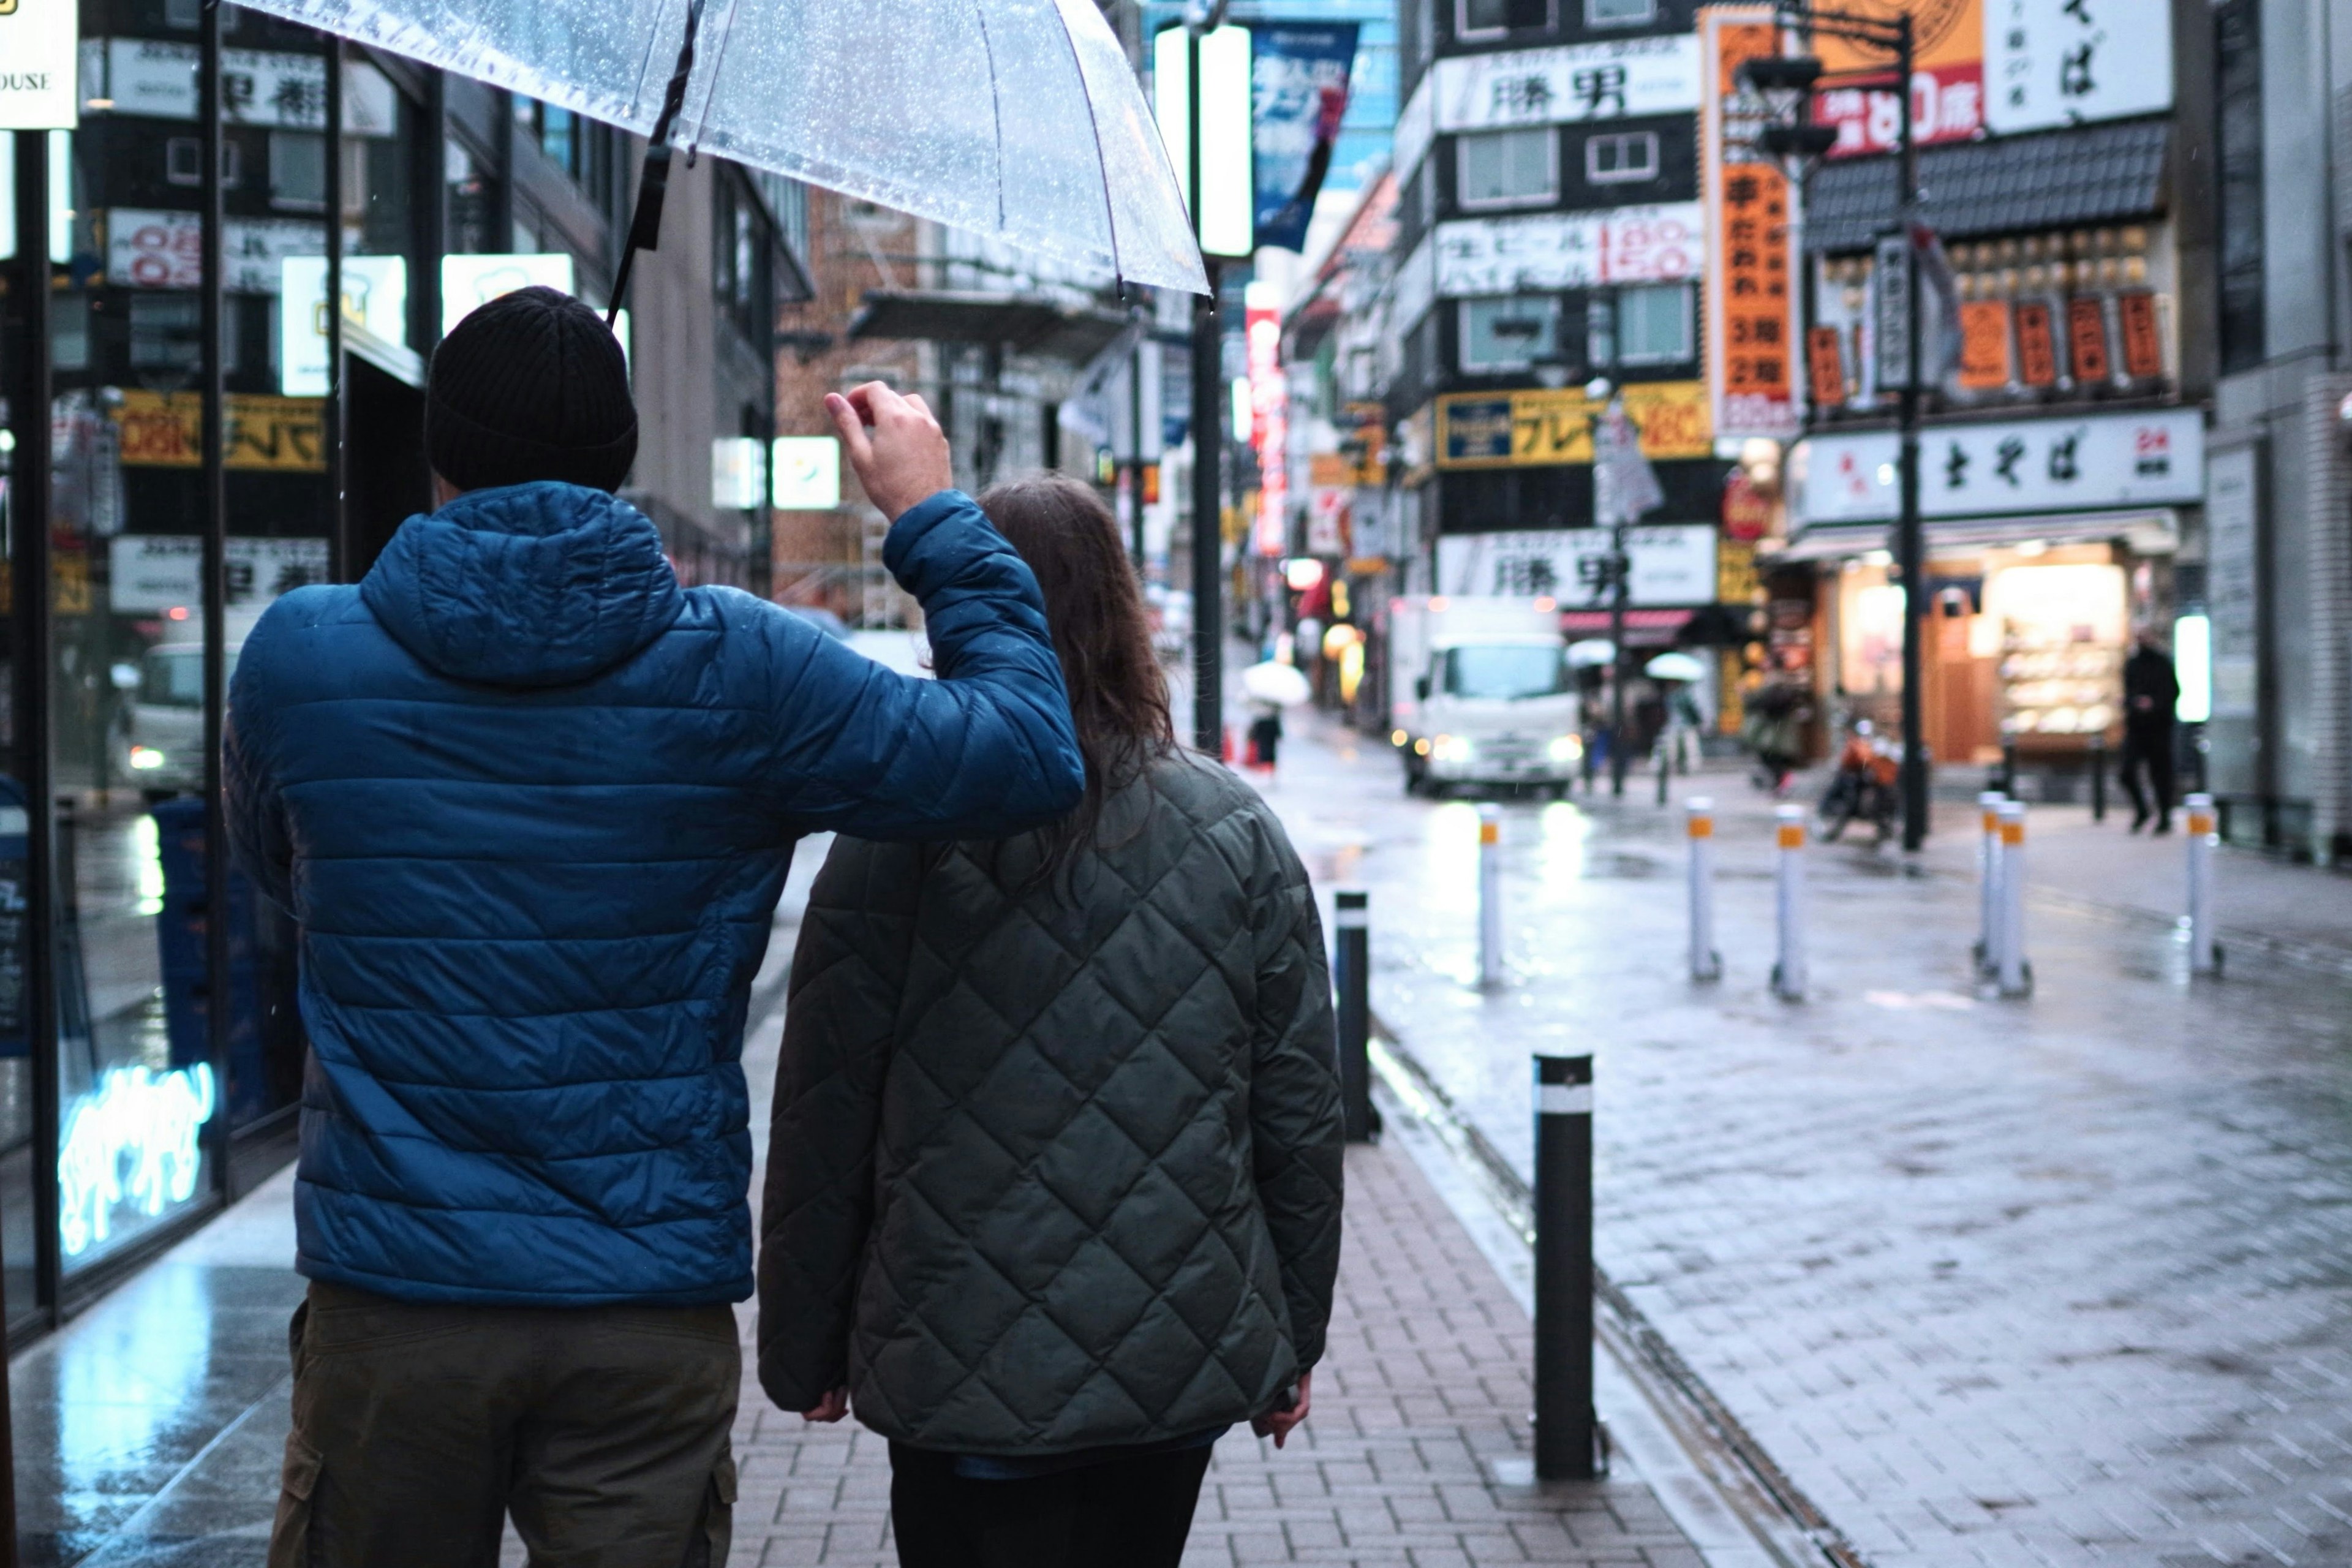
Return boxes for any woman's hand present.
[824,382,952,522]
[1251,1371,1312,1449]
[801,1387,850,1423]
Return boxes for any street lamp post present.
[1185,16,1227,758]
[1747,6,1924,849]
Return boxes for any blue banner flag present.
[1250,21,1359,254]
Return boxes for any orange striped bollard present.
[1478,804,1504,989]
[2185,792,2221,976]
[1771,804,1807,1001]
[1686,798,1722,982]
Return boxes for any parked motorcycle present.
[1820,718,1900,842]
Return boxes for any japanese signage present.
[1702,10,1799,439]
[1250,23,1358,254]
[112,391,327,472]
[279,255,410,396]
[1815,0,1985,157]
[1985,0,2170,134]
[1,0,78,129]
[1806,326,1848,408]
[1957,300,2011,389]
[2065,297,2111,383]
[77,41,399,131]
[1436,381,1711,469]
[1246,290,1287,556]
[1431,36,1700,133]
[1438,526,1721,608]
[1794,408,2205,526]
[107,209,325,293]
[108,535,331,616]
[2117,292,2162,379]
[1433,202,1703,296]
[2015,300,2059,386]
[1871,232,1912,392]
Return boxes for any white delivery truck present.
[1388,595,1581,796]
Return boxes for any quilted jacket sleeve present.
[756,835,922,1413]
[222,602,295,913]
[754,491,1084,841]
[1246,801,1346,1371]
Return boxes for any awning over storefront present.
[1803,118,2169,254]
[1767,507,2180,563]
[848,290,1132,364]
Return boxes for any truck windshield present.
[140,649,204,709]
[1442,644,1568,700]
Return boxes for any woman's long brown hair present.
[976,472,1175,884]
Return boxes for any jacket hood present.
[360,482,685,688]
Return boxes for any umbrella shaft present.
[609,0,710,325]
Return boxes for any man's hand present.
[826,382,952,522]
[1250,1371,1312,1449]
[802,1387,850,1423]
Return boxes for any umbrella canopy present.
[1645,652,1706,682]
[1242,660,1313,707]
[235,0,1205,292]
[1566,639,1616,669]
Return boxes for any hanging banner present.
[1249,22,1357,254]
[1813,0,1985,158]
[1984,0,2171,134]
[1435,381,1711,469]
[1,0,79,129]
[1702,9,1800,440]
[1956,300,2011,390]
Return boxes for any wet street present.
[1250,704,2352,1568]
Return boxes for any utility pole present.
[1186,15,1226,758]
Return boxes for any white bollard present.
[1996,801,2032,997]
[1976,790,2006,975]
[1771,804,1806,1001]
[1479,804,1504,989]
[2185,791,2221,976]
[1686,797,1722,982]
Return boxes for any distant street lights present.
[1741,5,1928,850]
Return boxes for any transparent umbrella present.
[235,0,1207,293]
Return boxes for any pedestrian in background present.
[226,288,1083,1568]
[760,472,1344,1568]
[1248,701,1285,774]
[2120,629,2180,834]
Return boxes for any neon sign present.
[59,1062,216,1257]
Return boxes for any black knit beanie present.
[426,287,638,494]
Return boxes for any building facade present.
[0,2,806,1337]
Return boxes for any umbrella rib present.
[683,0,745,151]
[1044,0,1123,285]
[971,0,1006,233]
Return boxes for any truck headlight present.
[1433,734,1472,763]
[1547,734,1583,763]
[129,747,167,771]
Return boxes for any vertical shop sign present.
[2117,291,2163,379]
[1871,232,1912,393]
[1702,8,1799,440]
[1814,0,1984,157]
[1957,300,2011,390]
[1246,291,1287,556]
[1248,23,1358,254]
[2015,300,2059,387]
[2066,296,2111,385]
[1806,325,1847,409]
[0,0,79,129]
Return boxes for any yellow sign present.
[113,391,326,472]
[1435,381,1713,470]
[1716,539,1759,605]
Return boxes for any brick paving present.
[1249,708,2352,1568]
[726,1135,1707,1567]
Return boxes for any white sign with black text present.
[0,0,79,130]
[1432,37,1702,134]
[1434,202,1704,296]
[1795,409,2206,526]
[1438,526,1719,608]
[1984,0,2172,135]
[76,40,399,131]
[109,535,331,616]
[107,209,325,293]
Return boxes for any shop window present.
[271,131,326,212]
[1457,129,1557,210]
[1457,0,1555,40]
[1584,130,1657,185]
[1616,282,1691,364]
[1585,0,1654,24]
[129,295,203,372]
[1460,295,1561,372]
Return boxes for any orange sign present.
[1814,0,1985,156]
[2067,296,2111,384]
[2118,292,2163,379]
[1806,326,1847,409]
[1957,300,2011,390]
[2015,302,2059,388]
[1703,10,1799,439]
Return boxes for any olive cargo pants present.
[267,1279,739,1568]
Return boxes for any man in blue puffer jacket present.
[227,287,1084,1567]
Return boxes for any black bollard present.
[2090,735,2106,822]
[1334,891,1376,1143]
[1533,1052,1600,1479]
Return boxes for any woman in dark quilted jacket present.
[758,472,1346,1567]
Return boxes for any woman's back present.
[757,748,1343,1456]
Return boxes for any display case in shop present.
[1985,557,2128,751]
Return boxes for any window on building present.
[1585,0,1655,25]
[1460,295,1561,371]
[1458,129,1558,209]
[1584,130,1658,185]
[271,131,326,211]
[1457,0,1555,40]
[713,168,777,349]
[1616,282,1692,364]
[2215,0,2263,374]
[166,136,241,188]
